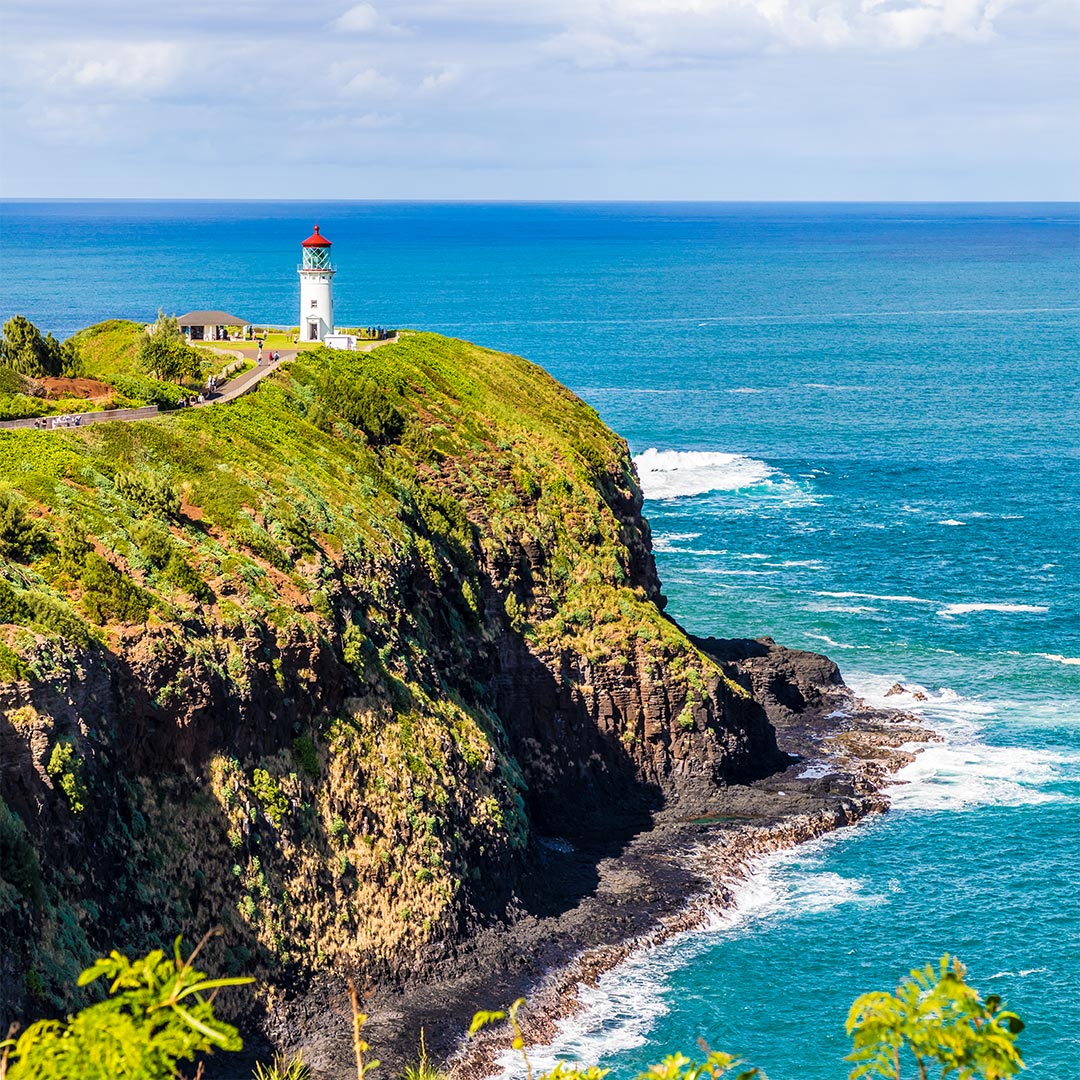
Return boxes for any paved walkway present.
[0,334,399,432]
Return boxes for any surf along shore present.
[267,639,938,1078]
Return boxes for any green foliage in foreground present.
[0,935,253,1080]
[0,947,1024,1080]
[846,955,1025,1080]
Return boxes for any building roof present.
[301,224,332,247]
[175,311,249,326]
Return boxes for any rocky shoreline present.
[267,639,939,1079]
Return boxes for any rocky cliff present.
[0,333,787,1032]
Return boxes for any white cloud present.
[335,3,380,31]
[52,41,187,96]
[342,66,400,98]
[417,65,463,93]
[333,2,403,33]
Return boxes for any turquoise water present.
[2,201,1077,1076]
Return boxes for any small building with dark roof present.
[176,310,250,342]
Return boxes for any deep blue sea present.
[2,201,1078,1077]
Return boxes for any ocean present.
[2,201,1077,1077]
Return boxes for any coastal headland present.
[0,329,935,1077]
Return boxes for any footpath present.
[0,334,398,432]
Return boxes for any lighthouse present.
[298,224,335,341]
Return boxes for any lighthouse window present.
[310,300,317,308]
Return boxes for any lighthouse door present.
[308,320,319,341]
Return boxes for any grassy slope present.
[68,320,145,378]
[0,331,734,1011]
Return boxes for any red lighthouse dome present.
[301,224,332,247]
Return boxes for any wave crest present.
[633,448,780,500]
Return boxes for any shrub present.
[0,641,29,681]
[291,735,319,777]
[0,577,30,624]
[130,520,174,568]
[139,312,202,384]
[108,374,187,409]
[79,553,151,625]
[0,490,50,563]
[324,376,404,446]
[46,738,88,814]
[115,471,181,521]
[162,554,211,601]
[252,769,290,829]
[0,394,50,421]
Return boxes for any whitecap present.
[806,633,861,650]
[726,387,764,394]
[938,519,967,526]
[651,531,701,553]
[817,590,934,605]
[1039,654,1080,666]
[937,603,1049,616]
[806,603,878,614]
[633,448,784,500]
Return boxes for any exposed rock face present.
[0,335,937,1079]
[0,334,788,1039]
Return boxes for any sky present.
[0,0,1076,199]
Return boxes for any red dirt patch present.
[39,377,114,400]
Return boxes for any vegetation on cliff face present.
[0,332,777,1025]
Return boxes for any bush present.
[79,553,151,625]
[108,374,188,409]
[0,394,50,421]
[163,555,210,600]
[115,472,181,521]
[46,738,88,815]
[0,577,30,624]
[324,376,404,446]
[0,490,51,563]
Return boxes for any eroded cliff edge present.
[0,332,792,1028]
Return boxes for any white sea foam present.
[726,387,765,394]
[1039,653,1080,666]
[937,603,1049,616]
[492,845,878,1078]
[807,602,879,614]
[817,590,934,605]
[938,519,967,526]
[846,673,1079,812]
[806,633,864,651]
[633,448,785,500]
[650,531,701,552]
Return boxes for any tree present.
[0,317,83,379]
[139,312,201,384]
[846,955,1025,1080]
[1,317,53,378]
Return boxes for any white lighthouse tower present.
[298,224,335,342]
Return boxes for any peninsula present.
[0,330,932,1076]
